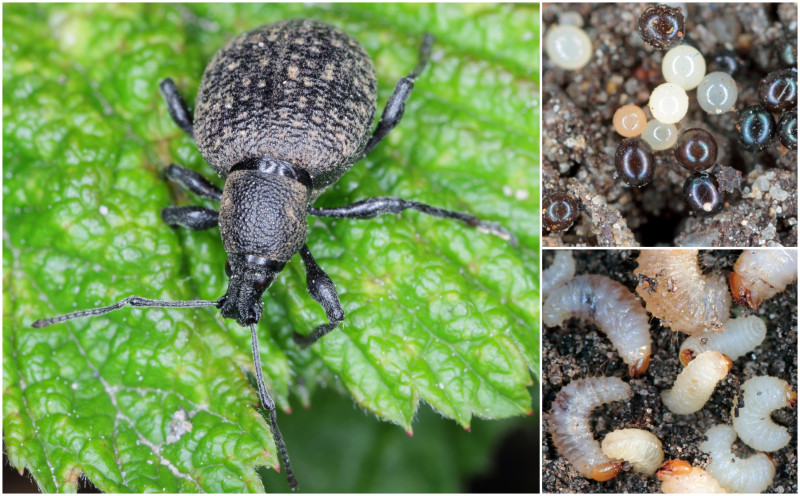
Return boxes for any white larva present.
[731,249,798,310]
[543,274,651,376]
[548,377,632,481]
[634,249,731,335]
[657,460,728,493]
[732,376,797,452]
[661,351,732,414]
[679,315,767,366]
[699,424,775,493]
[600,428,664,475]
[542,250,575,295]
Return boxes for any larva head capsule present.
[657,459,693,479]
[786,387,797,408]
[729,271,756,309]
[590,460,624,482]
[630,356,651,378]
[679,348,695,366]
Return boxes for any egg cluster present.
[542,4,797,240]
[605,4,798,217]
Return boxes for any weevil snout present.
[220,255,285,326]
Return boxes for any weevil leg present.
[292,245,345,348]
[249,324,297,490]
[162,206,219,230]
[356,34,434,160]
[309,196,518,246]
[164,163,223,201]
[159,78,194,138]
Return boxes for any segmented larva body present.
[730,249,798,310]
[679,315,767,366]
[543,275,651,377]
[543,250,576,295]
[657,460,728,494]
[732,376,797,452]
[549,377,633,481]
[699,424,775,493]
[600,428,664,475]
[661,351,732,414]
[634,249,731,335]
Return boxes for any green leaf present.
[4,3,539,492]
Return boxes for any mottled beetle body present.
[195,20,378,190]
[34,19,516,490]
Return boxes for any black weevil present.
[33,19,517,490]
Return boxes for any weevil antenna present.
[250,323,297,490]
[31,296,219,328]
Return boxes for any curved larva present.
[657,460,728,494]
[679,315,767,366]
[600,428,664,475]
[699,424,775,493]
[548,377,632,481]
[731,249,798,310]
[732,376,797,452]
[634,249,731,335]
[661,351,732,414]
[542,250,575,295]
[543,275,651,377]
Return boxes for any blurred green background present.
[4,3,539,492]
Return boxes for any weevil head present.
[218,254,285,326]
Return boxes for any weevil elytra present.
[33,19,517,490]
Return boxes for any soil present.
[542,3,798,247]
[541,249,798,493]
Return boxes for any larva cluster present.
[544,274,651,377]
[730,249,798,310]
[699,424,775,493]
[661,351,732,415]
[543,249,797,493]
[732,375,797,452]
[679,315,767,366]
[549,377,632,481]
[634,249,731,335]
[600,429,663,476]
[657,460,727,494]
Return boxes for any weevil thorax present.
[194,19,378,199]
[217,159,311,325]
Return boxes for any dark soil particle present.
[542,249,798,493]
[543,4,798,247]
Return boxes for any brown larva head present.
[590,460,624,481]
[730,271,757,310]
[629,356,651,377]
[679,348,695,366]
[721,353,733,372]
[657,459,692,480]
[786,387,797,408]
